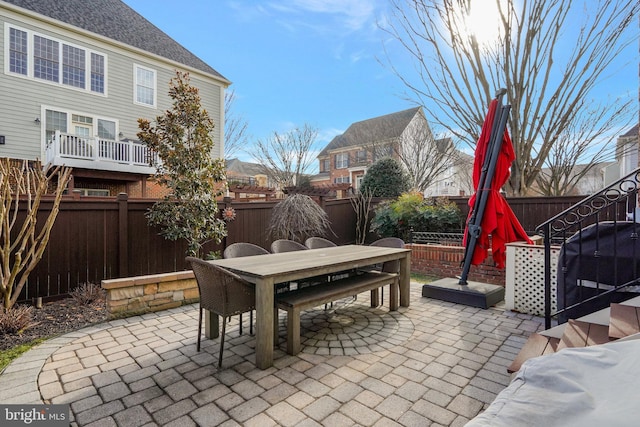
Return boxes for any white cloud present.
[349,50,367,63]
[317,127,344,144]
[236,0,380,34]
[287,0,377,32]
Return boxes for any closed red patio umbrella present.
[460,90,531,284]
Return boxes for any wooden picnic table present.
[210,244,412,369]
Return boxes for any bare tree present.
[382,0,638,195]
[350,189,373,245]
[0,160,71,309]
[395,120,459,192]
[534,104,626,195]
[252,124,319,188]
[224,89,249,160]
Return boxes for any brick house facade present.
[313,107,473,196]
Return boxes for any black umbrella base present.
[422,277,505,309]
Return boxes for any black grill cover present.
[557,221,640,321]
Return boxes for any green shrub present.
[360,158,410,198]
[370,192,463,240]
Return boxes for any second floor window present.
[9,28,28,75]
[356,150,367,163]
[135,65,156,107]
[91,53,105,93]
[335,153,349,169]
[34,35,59,82]
[63,45,85,88]
[320,159,330,172]
[7,25,106,94]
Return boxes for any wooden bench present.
[275,271,399,355]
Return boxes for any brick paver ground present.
[0,283,543,426]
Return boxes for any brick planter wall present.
[102,271,198,316]
[408,243,505,286]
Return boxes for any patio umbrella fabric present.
[465,99,531,269]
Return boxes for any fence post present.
[118,193,129,277]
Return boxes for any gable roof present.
[319,107,422,157]
[226,158,266,176]
[3,0,228,82]
[621,124,639,138]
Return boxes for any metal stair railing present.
[537,167,640,329]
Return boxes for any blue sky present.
[122,0,638,162]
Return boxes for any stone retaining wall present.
[102,271,198,316]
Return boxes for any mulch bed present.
[0,299,109,351]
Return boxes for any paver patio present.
[0,283,543,426]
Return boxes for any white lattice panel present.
[506,243,559,316]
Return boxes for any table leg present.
[370,289,380,307]
[390,277,399,311]
[255,277,275,369]
[400,252,411,307]
[204,310,219,339]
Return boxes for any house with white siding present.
[1,0,229,197]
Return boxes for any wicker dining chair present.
[368,237,405,306]
[223,243,271,332]
[225,242,291,298]
[304,237,337,249]
[186,256,256,368]
[224,242,270,259]
[271,239,309,253]
[370,237,405,273]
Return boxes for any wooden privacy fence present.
[448,195,594,234]
[18,194,357,303]
[15,193,613,303]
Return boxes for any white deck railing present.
[45,131,159,174]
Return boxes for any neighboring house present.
[531,161,617,196]
[314,107,472,196]
[530,125,639,197]
[616,123,639,180]
[572,162,617,195]
[0,0,229,197]
[226,158,277,200]
[226,158,272,188]
[422,147,474,197]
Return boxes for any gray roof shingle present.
[319,107,422,157]
[3,0,227,81]
[226,158,266,176]
[621,124,639,138]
